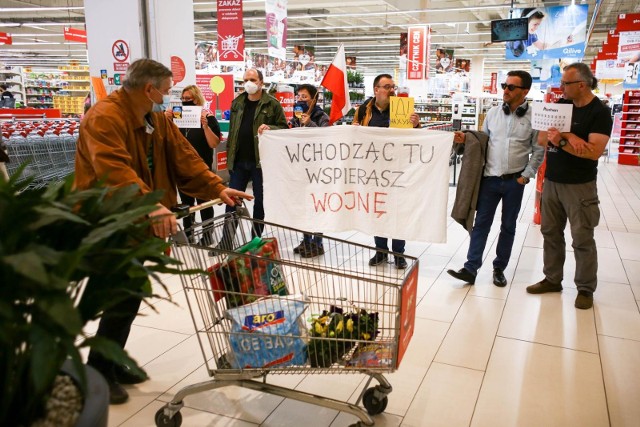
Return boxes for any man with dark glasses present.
[448,70,543,287]
[527,63,612,310]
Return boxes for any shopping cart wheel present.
[154,408,182,427]
[362,387,388,415]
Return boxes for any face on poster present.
[505,5,588,60]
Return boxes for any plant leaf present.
[2,252,48,284]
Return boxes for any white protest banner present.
[259,126,452,243]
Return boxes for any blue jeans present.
[225,161,264,238]
[374,236,405,254]
[464,176,525,274]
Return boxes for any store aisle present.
[106,160,640,427]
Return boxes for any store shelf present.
[618,90,640,166]
[0,80,23,86]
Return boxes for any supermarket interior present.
[2,0,640,427]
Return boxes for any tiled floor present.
[106,160,640,427]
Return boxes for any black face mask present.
[182,100,195,106]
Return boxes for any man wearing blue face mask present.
[74,58,252,405]
[220,68,287,246]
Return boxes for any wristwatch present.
[520,176,530,184]
[558,138,568,148]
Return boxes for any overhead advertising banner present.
[617,14,640,88]
[505,5,588,60]
[407,26,430,80]
[217,0,244,63]
[248,51,326,84]
[435,48,454,74]
[531,58,572,88]
[259,126,452,243]
[265,0,287,60]
[63,27,87,43]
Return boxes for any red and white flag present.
[321,43,352,125]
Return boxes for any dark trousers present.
[221,161,264,247]
[541,180,599,292]
[179,191,214,243]
[464,176,525,274]
[87,292,144,381]
[374,236,405,254]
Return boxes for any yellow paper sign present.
[389,96,414,128]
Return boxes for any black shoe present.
[493,268,507,287]
[114,365,148,385]
[293,240,310,254]
[107,380,129,405]
[369,252,389,266]
[394,256,407,269]
[447,268,476,285]
[300,242,325,258]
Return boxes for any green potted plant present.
[0,171,180,427]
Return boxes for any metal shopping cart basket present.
[156,201,419,427]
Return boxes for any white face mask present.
[244,81,259,95]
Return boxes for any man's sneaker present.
[394,256,407,269]
[107,380,129,405]
[446,268,476,285]
[575,290,594,310]
[369,252,389,266]
[114,365,148,385]
[300,242,325,258]
[526,278,563,294]
[493,268,507,287]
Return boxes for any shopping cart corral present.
[1,118,79,189]
[158,201,419,427]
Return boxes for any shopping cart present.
[156,200,419,427]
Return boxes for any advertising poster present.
[248,51,326,84]
[217,0,244,63]
[195,42,216,70]
[505,5,588,60]
[619,32,640,88]
[531,58,572,87]
[195,74,234,116]
[265,0,287,60]
[455,58,470,75]
[346,56,357,70]
[435,48,454,74]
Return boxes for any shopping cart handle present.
[171,198,226,218]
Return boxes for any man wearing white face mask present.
[221,68,287,243]
[74,59,252,405]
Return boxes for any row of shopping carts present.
[2,119,79,189]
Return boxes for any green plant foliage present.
[0,171,182,426]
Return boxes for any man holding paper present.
[353,73,420,269]
[447,70,543,287]
[527,62,612,310]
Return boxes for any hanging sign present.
[217,0,244,62]
[64,27,87,43]
[0,32,12,45]
[265,0,287,60]
[407,26,429,80]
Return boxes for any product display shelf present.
[1,66,26,106]
[415,98,452,126]
[618,90,640,166]
[53,65,90,116]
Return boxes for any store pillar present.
[84,0,195,95]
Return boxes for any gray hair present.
[564,62,598,90]
[122,59,172,90]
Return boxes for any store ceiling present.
[1,0,639,80]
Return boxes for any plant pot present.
[61,360,109,427]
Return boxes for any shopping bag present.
[208,237,288,307]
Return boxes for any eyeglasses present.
[560,80,584,87]
[501,83,526,91]
[377,84,397,91]
[181,97,194,102]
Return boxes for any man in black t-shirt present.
[527,63,612,310]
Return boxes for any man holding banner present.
[353,73,421,269]
[448,70,543,287]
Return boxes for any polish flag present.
[321,43,352,125]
